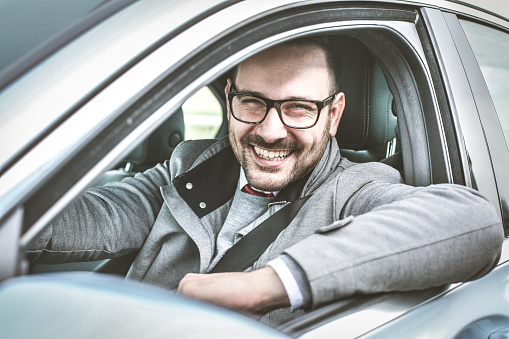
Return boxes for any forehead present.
[235,44,330,98]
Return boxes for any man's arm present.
[285,182,503,308]
[25,161,171,263]
[177,266,290,315]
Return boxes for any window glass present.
[0,0,105,73]
[460,20,509,148]
[182,87,223,139]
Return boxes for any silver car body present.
[0,0,508,337]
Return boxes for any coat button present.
[186,183,193,190]
[199,202,206,209]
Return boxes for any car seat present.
[334,36,400,167]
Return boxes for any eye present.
[239,96,265,105]
[284,101,317,112]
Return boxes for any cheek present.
[228,119,241,136]
[229,119,254,144]
[292,130,317,150]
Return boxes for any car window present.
[182,86,223,140]
[460,20,509,149]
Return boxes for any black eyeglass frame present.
[227,90,336,129]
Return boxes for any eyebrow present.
[233,87,314,101]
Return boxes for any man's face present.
[226,44,344,191]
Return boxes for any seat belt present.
[210,195,311,273]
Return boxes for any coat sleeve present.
[283,165,504,308]
[25,138,220,264]
[25,161,172,263]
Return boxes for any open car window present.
[28,20,443,333]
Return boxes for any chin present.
[249,172,290,191]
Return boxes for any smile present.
[253,146,291,161]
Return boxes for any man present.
[27,37,503,325]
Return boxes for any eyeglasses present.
[227,90,335,129]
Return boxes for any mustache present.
[240,134,302,151]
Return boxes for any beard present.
[229,116,331,191]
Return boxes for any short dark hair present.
[231,36,340,94]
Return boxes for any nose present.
[256,107,288,142]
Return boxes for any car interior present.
[30,35,401,276]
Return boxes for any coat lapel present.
[161,144,240,272]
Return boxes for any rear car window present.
[182,86,223,139]
[460,20,509,149]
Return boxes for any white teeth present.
[253,146,290,161]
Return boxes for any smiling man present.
[27,37,503,325]
[227,43,342,192]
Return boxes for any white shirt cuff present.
[267,258,304,310]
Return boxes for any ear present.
[225,78,232,121]
[328,92,345,137]
[225,78,232,96]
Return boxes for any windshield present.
[0,0,123,174]
[0,0,107,74]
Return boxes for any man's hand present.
[177,266,290,315]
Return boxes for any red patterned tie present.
[242,184,275,197]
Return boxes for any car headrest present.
[335,37,397,152]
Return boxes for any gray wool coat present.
[27,136,504,322]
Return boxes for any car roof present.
[453,0,509,20]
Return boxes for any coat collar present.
[302,137,343,196]
[173,143,240,218]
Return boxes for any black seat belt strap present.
[210,195,311,273]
